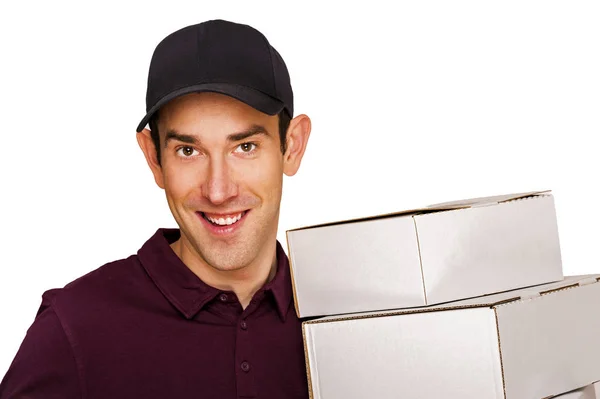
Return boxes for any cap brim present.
[136,83,285,132]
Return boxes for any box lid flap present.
[287,190,551,232]
[287,206,440,231]
[425,190,551,210]
[304,275,599,324]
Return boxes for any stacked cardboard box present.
[553,382,600,399]
[286,191,600,399]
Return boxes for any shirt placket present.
[234,292,267,398]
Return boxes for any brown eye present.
[235,143,257,153]
[176,146,198,157]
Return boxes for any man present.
[0,19,312,399]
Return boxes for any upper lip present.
[199,210,247,216]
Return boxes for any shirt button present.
[219,293,228,302]
[241,361,251,372]
[240,320,248,330]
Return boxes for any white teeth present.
[205,212,244,226]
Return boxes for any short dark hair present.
[149,109,291,166]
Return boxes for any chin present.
[190,229,249,264]
[202,248,254,272]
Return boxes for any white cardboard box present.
[553,382,600,399]
[303,275,600,399]
[287,190,564,317]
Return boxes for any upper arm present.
[0,299,81,399]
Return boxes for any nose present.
[202,156,238,205]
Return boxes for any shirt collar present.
[263,239,294,321]
[137,228,293,321]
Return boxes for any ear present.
[136,128,165,189]
[283,114,312,177]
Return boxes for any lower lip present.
[196,210,249,236]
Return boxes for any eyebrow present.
[163,131,199,148]
[163,124,270,148]
[227,124,270,142]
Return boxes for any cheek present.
[236,155,283,199]
[163,163,201,200]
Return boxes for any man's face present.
[153,92,286,271]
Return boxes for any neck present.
[170,236,278,309]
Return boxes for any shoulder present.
[0,295,83,398]
[42,254,151,319]
[0,257,145,398]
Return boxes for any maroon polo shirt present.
[0,228,309,399]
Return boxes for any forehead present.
[157,92,277,134]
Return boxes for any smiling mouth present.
[200,211,247,226]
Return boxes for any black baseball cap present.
[136,19,293,132]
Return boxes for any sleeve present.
[0,297,81,399]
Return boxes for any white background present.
[1,1,599,375]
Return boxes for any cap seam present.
[260,34,278,99]
[195,23,203,80]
